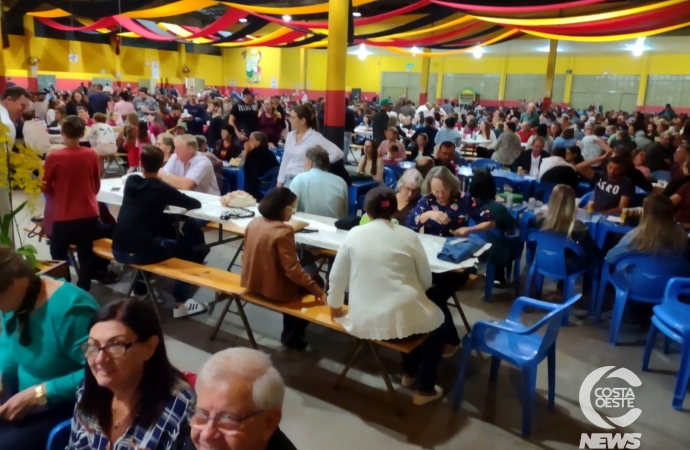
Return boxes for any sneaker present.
[401,374,416,389]
[412,386,444,406]
[173,299,207,318]
[93,270,119,285]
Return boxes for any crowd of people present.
[2,78,690,448]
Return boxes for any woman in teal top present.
[468,171,518,288]
[0,246,98,449]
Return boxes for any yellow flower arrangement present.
[0,122,44,200]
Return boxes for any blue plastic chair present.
[383,166,397,189]
[642,277,690,411]
[257,167,279,197]
[236,166,245,191]
[484,230,523,302]
[534,182,558,203]
[595,253,690,345]
[594,219,634,248]
[524,231,592,325]
[387,164,405,179]
[453,294,581,437]
[578,191,593,208]
[46,419,71,450]
[651,170,671,182]
[470,158,501,172]
[455,156,470,167]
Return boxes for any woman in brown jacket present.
[241,187,325,349]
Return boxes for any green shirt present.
[0,280,98,404]
[519,111,540,128]
[482,200,517,266]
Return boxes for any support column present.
[419,50,430,105]
[299,48,307,94]
[435,57,444,102]
[498,55,507,106]
[178,43,187,94]
[563,57,573,106]
[636,53,651,111]
[542,39,558,111]
[23,16,39,92]
[323,0,348,148]
[0,7,7,93]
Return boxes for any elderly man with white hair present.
[159,133,220,195]
[186,348,296,450]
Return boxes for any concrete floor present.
[11,183,690,450]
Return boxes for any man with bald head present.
[519,102,540,128]
[187,348,297,450]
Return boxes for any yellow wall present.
[4,29,690,105]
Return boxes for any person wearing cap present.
[373,98,393,144]
[229,88,259,149]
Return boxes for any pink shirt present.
[378,140,399,157]
[636,164,651,179]
[114,100,135,117]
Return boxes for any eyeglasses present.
[190,410,264,435]
[81,340,140,359]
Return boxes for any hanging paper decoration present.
[25,0,690,52]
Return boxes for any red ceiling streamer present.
[246,0,432,30]
[37,17,118,31]
[429,0,611,14]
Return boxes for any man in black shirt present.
[183,93,207,136]
[411,116,438,156]
[111,145,207,318]
[230,88,259,146]
[575,154,634,214]
[87,84,110,115]
[372,98,392,143]
[645,131,674,173]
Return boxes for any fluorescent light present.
[239,18,247,23]
[472,46,484,59]
[353,11,362,17]
[627,37,646,57]
[411,46,421,56]
[282,15,292,22]
[355,43,371,61]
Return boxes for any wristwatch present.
[35,385,47,406]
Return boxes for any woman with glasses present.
[241,188,326,350]
[69,298,195,449]
[405,167,492,357]
[394,169,424,224]
[0,246,98,449]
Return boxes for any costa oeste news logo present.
[579,366,642,449]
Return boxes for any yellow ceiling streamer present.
[214,27,292,47]
[520,20,690,41]
[223,0,375,16]
[385,29,519,57]
[472,0,689,26]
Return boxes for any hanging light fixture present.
[239,18,247,23]
[411,46,421,56]
[472,46,484,59]
[627,37,646,57]
[354,44,372,61]
[353,11,362,17]
[282,15,292,22]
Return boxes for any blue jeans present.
[113,234,205,306]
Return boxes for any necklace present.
[112,407,133,430]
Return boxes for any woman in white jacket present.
[328,187,446,406]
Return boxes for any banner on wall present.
[151,61,160,79]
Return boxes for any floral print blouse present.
[405,193,480,237]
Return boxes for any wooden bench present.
[103,152,129,172]
[92,239,244,324]
[231,291,427,415]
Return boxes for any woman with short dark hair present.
[328,187,446,405]
[69,299,195,449]
[0,246,98,449]
[242,188,325,349]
